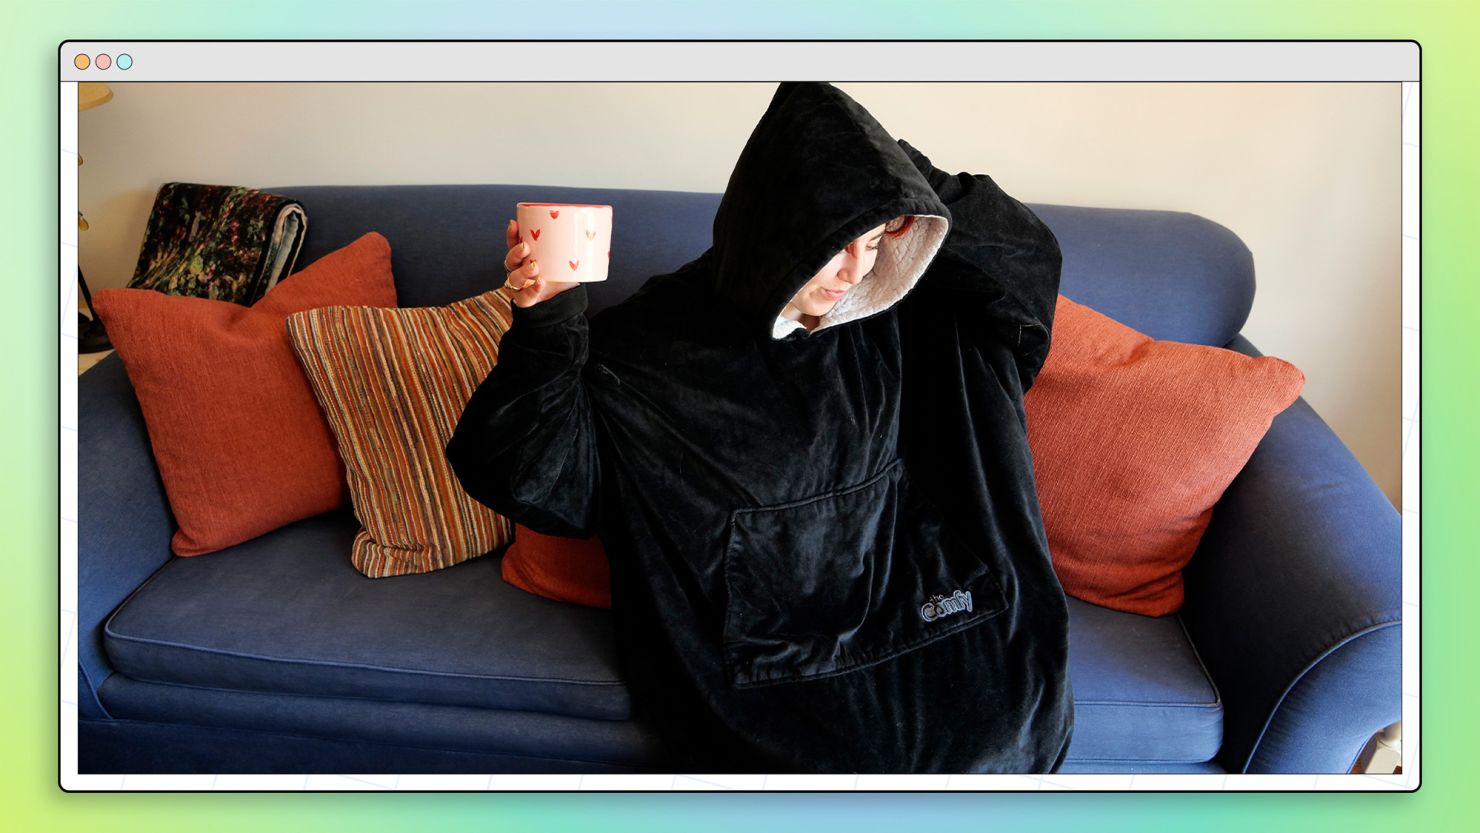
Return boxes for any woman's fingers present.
[503,221,566,305]
[520,258,540,280]
[505,257,536,281]
[500,217,567,309]
[504,242,531,273]
[503,260,542,303]
[503,219,532,272]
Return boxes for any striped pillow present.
[286,290,516,577]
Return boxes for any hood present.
[706,82,951,340]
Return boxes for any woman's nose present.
[837,248,865,283]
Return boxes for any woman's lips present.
[821,288,847,300]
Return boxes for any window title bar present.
[60,40,1420,83]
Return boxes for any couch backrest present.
[269,183,1255,346]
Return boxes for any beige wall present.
[77,82,1400,508]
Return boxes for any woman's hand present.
[502,218,580,308]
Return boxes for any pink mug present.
[514,202,613,283]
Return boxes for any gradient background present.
[18,0,1470,829]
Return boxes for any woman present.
[447,82,1074,773]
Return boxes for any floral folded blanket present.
[128,182,308,305]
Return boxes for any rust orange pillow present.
[502,524,612,609]
[1024,294,1306,617]
[92,232,399,556]
[285,290,518,577]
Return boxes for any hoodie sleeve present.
[445,284,602,538]
[895,138,1063,392]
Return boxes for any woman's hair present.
[883,215,915,239]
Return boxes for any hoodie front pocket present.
[721,457,1009,689]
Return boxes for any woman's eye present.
[866,245,879,252]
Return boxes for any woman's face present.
[785,222,889,318]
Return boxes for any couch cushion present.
[103,513,1222,764]
[1062,596,1223,764]
[103,510,631,721]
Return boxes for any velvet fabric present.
[447,82,1074,773]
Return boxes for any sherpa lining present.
[771,214,949,339]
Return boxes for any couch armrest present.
[1180,334,1403,774]
[77,355,175,719]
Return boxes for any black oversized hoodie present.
[447,82,1074,773]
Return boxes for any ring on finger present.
[509,269,538,291]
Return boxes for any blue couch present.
[77,183,1402,775]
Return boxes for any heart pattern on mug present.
[519,207,608,277]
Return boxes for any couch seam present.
[1176,611,1226,709]
[1062,755,1219,765]
[92,546,181,695]
[100,672,629,721]
[1241,619,1402,774]
[101,628,626,687]
[1072,700,1221,709]
[77,662,113,720]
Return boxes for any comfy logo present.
[920,589,974,622]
